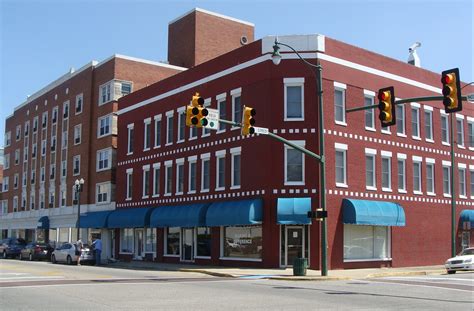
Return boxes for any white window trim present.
[96,148,112,172]
[381,155,392,192]
[152,163,161,198]
[164,160,173,196]
[284,140,306,186]
[177,107,186,144]
[188,156,197,194]
[215,150,227,191]
[127,123,134,155]
[412,159,423,195]
[284,78,305,122]
[231,88,242,130]
[411,104,421,140]
[75,93,83,115]
[467,117,474,151]
[334,143,348,188]
[96,182,111,205]
[97,114,113,138]
[456,117,465,148]
[424,109,434,143]
[175,158,185,195]
[154,114,162,148]
[201,153,211,193]
[143,118,151,151]
[363,90,376,131]
[126,168,133,201]
[334,82,347,126]
[216,94,227,134]
[458,167,467,198]
[230,149,242,190]
[73,155,81,176]
[142,165,150,199]
[74,124,82,146]
[98,81,113,106]
[426,162,436,196]
[365,153,377,191]
[166,110,174,146]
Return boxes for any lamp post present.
[272,38,328,276]
[75,178,85,241]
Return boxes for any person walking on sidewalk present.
[91,236,102,266]
[76,239,83,266]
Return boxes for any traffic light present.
[186,93,208,127]
[241,106,256,136]
[378,86,396,127]
[441,68,462,113]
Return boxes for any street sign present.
[467,93,474,103]
[253,126,269,135]
[204,108,219,130]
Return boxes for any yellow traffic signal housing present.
[186,93,207,127]
[241,106,256,136]
[378,86,396,127]
[441,68,462,113]
[192,93,204,107]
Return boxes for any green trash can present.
[293,258,307,276]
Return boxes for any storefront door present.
[181,228,194,262]
[134,229,144,259]
[286,226,304,267]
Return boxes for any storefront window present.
[166,227,180,255]
[344,225,389,260]
[223,226,262,259]
[145,228,156,253]
[36,229,46,243]
[196,227,211,257]
[48,229,58,247]
[120,228,133,253]
[58,228,69,244]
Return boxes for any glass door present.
[181,228,194,261]
[286,226,304,267]
[134,229,144,259]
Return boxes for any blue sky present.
[1,0,473,146]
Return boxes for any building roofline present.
[8,54,187,118]
[168,7,254,27]
[96,54,188,71]
[11,61,98,114]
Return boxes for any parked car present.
[51,243,95,265]
[20,242,54,261]
[445,247,474,274]
[0,238,27,259]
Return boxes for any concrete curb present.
[366,270,446,278]
[179,269,235,278]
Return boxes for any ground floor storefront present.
[2,198,472,269]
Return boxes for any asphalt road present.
[1,260,472,310]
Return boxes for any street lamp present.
[75,178,85,241]
[272,38,328,276]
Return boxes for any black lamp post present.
[272,38,328,276]
[75,178,85,241]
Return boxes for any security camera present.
[409,42,421,52]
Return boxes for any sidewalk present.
[106,260,446,281]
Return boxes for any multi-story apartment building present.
[111,10,473,269]
[0,55,187,259]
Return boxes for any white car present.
[51,243,95,265]
[445,247,474,274]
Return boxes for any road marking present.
[0,276,66,281]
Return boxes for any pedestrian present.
[76,239,83,266]
[91,236,102,266]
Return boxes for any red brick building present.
[114,10,473,269]
[0,55,186,259]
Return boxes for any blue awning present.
[206,199,263,226]
[79,211,113,228]
[37,216,49,229]
[107,207,154,228]
[460,210,474,228]
[277,198,311,225]
[150,203,210,228]
[342,199,406,226]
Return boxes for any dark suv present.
[0,238,27,259]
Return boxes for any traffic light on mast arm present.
[186,93,208,128]
[441,68,462,113]
[378,86,396,127]
[241,106,256,136]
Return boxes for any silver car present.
[445,247,474,274]
[51,243,95,265]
